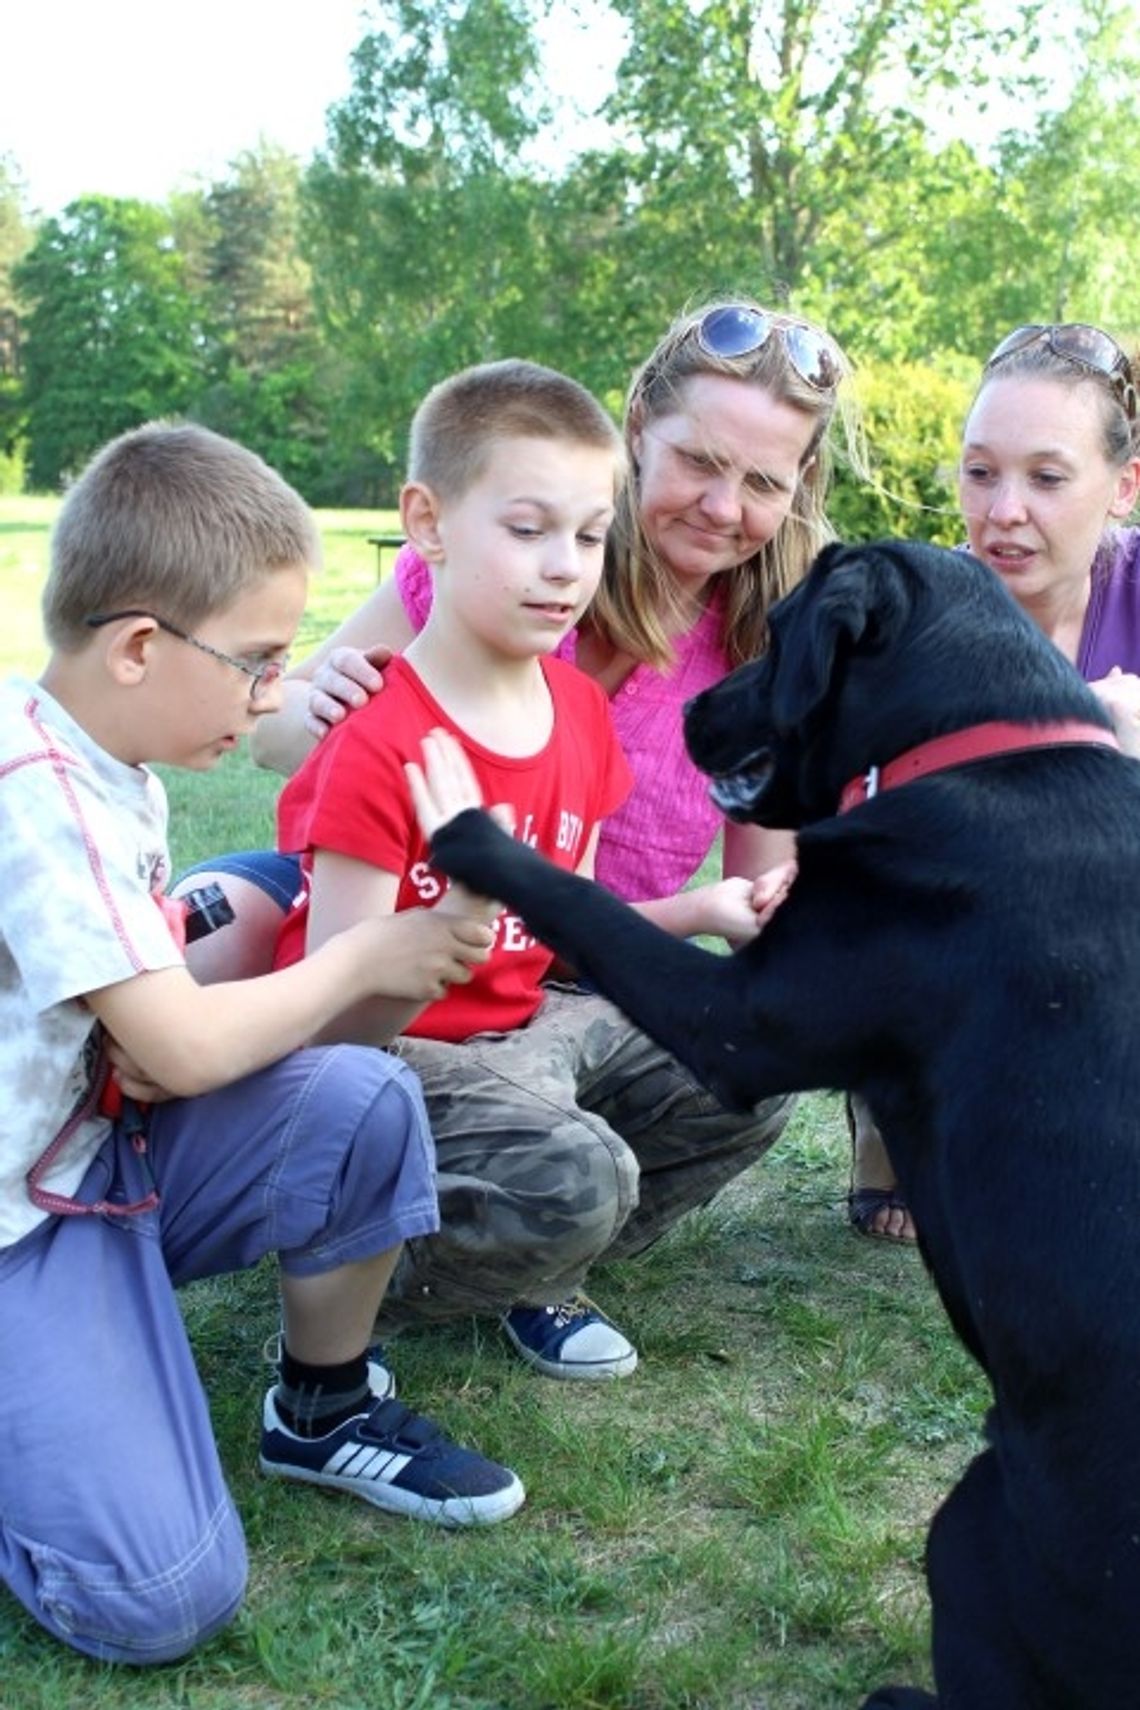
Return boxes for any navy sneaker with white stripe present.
[259,1391,525,1528]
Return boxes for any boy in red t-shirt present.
[275,359,787,1382]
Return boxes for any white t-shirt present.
[0,677,184,1248]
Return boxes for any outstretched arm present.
[303,847,493,1047]
[409,731,770,1110]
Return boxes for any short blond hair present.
[44,421,321,650]
[408,359,623,501]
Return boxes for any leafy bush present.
[830,360,973,548]
[0,441,24,495]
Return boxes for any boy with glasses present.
[0,422,523,1668]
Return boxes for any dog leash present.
[838,719,1120,814]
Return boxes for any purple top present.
[394,545,732,902]
[1077,528,1140,681]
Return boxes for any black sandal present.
[845,1094,918,1243]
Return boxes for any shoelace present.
[548,1296,595,1327]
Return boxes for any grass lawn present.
[0,498,987,1709]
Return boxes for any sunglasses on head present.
[695,305,842,393]
[984,323,1138,421]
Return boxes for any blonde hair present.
[408,358,623,501]
[591,297,857,670]
[44,421,320,651]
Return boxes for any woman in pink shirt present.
[251,299,854,932]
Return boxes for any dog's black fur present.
[430,539,1140,1708]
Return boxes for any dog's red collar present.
[838,719,1120,814]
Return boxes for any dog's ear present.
[772,540,916,727]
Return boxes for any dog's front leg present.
[431,810,770,1111]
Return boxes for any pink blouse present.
[394,545,732,901]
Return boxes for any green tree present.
[0,157,34,486]
[15,196,200,489]
[185,145,329,496]
[864,1,1140,362]
[303,0,571,500]
[588,0,1052,358]
[0,157,32,357]
[304,0,1060,497]
[986,1,1140,337]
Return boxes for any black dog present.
[429,539,1140,1708]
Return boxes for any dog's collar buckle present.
[838,719,1120,814]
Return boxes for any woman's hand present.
[691,878,763,944]
[304,644,394,739]
[1090,667,1140,759]
[686,858,797,946]
[750,857,797,930]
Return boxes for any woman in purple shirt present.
[851,322,1140,1240]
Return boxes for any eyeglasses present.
[696,305,842,392]
[984,323,1138,421]
[84,610,289,705]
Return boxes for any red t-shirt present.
[275,655,632,1041]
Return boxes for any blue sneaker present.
[260,1392,525,1528]
[502,1294,638,1380]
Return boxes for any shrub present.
[0,440,25,495]
[831,360,973,548]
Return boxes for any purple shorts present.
[0,1045,436,1664]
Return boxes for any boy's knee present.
[18,1501,247,1666]
[470,1118,640,1270]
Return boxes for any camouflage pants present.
[379,986,793,1329]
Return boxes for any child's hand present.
[104,1035,177,1104]
[438,878,502,928]
[359,908,495,1002]
[406,729,513,924]
[405,728,487,839]
[407,730,516,840]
